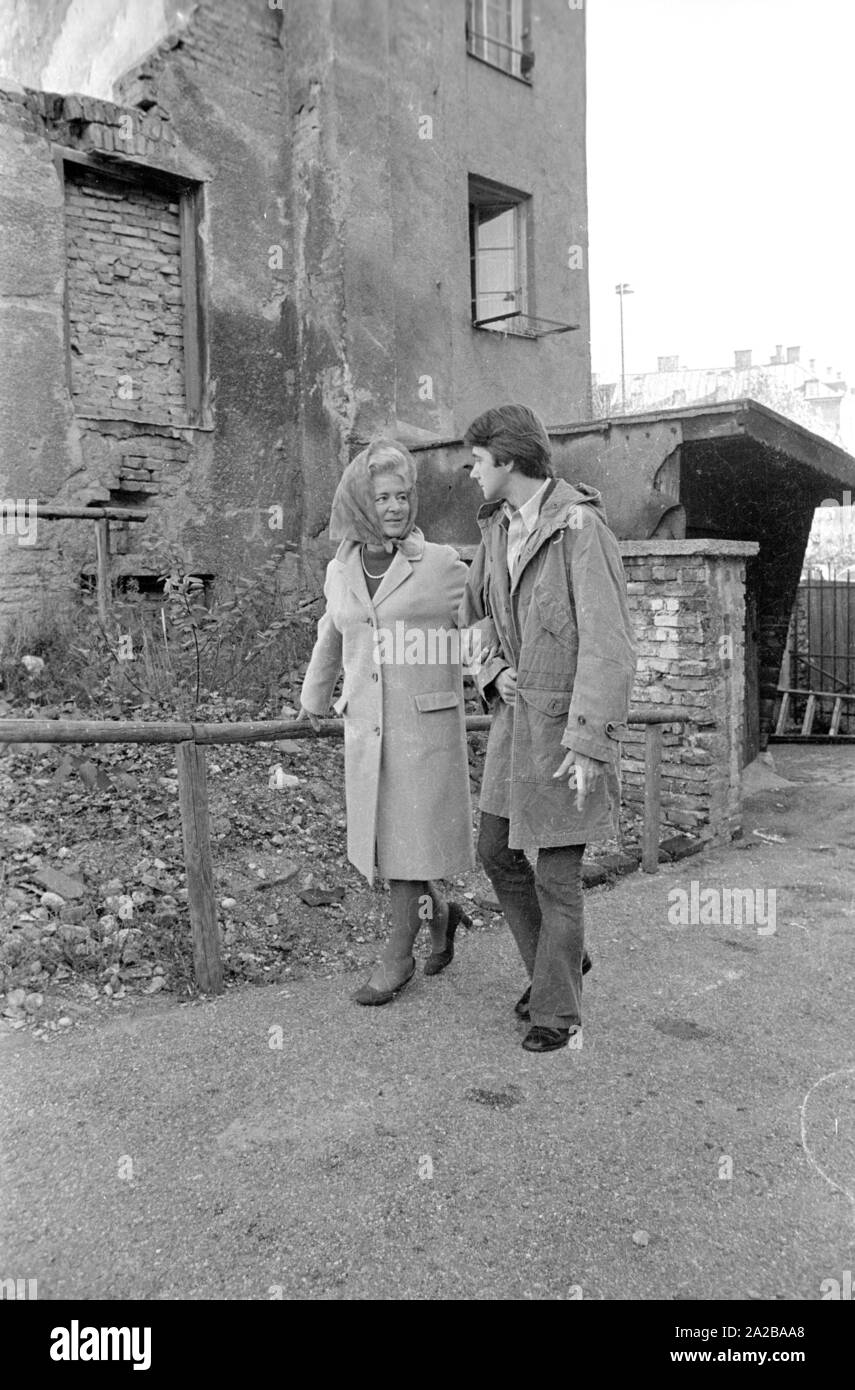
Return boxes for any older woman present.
[298,439,474,1005]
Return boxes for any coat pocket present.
[518,687,571,718]
[516,686,572,782]
[533,582,573,640]
[414,690,460,713]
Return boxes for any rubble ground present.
[0,697,666,1038]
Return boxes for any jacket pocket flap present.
[533,584,572,637]
[415,690,459,712]
[519,688,571,717]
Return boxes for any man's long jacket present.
[460,477,637,848]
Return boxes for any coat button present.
[577,715,586,725]
[371,672,378,682]
[374,726,381,735]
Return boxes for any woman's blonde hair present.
[365,437,417,488]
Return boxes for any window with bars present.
[466,0,532,80]
[469,176,531,334]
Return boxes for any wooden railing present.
[0,709,693,993]
[30,504,150,625]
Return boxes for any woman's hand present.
[296,705,323,734]
[553,750,604,812]
[494,668,517,705]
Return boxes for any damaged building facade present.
[3,0,854,850]
[0,0,590,620]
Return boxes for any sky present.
[1,0,851,389]
[586,0,855,384]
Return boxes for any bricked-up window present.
[469,175,531,334]
[56,151,206,426]
[466,0,532,80]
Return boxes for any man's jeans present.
[478,812,585,1030]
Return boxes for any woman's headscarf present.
[329,438,419,552]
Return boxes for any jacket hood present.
[476,477,609,532]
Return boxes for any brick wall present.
[0,82,210,635]
[620,540,759,844]
[65,165,185,422]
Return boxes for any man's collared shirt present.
[505,477,551,579]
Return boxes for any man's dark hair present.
[463,404,554,479]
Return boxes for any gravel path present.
[1,746,853,1300]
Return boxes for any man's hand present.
[494,668,517,705]
[464,621,499,673]
[463,633,499,675]
[296,705,323,733]
[553,749,605,811]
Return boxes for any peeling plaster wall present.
[331,0,591,446]
[115,1,302,590]
[0,84,86,617]
[0,0,192,100]
[1,0,592,630]
[0,82,209,628]
[286,2,355,566]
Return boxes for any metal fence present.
[775,576,855,737]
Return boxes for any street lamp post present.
[615,282,633,412]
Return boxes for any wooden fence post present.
[641,722,663,874]
[94,518,111,626]
[175,738,223,993]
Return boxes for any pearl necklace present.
[361,546,394,580]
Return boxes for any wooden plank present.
[51,144,186,192]
[52,148,73,400]
[180,190,202,424]
[774,688,855,700]
[0,715,494,746]
[641,723,663,874]
[94,519,111,626]
[0,711,694,748]
[774,692,790,737]
[0,719,196,744]
[175,740,222,995]
[769,733,855,744]
[830,698,843,737]
[801,694,817,736]
[36,506,149,522]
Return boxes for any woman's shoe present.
[423,901,472,977]
[353,960,416,1006]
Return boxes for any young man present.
[460,405,636,1053]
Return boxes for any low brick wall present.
[620,540,759,844]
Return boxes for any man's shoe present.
[423,902,472,977]
[522,1025,581,1053]
[353,961,416,1006]
[514,985,532,1019]
[514,952,592,1021]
